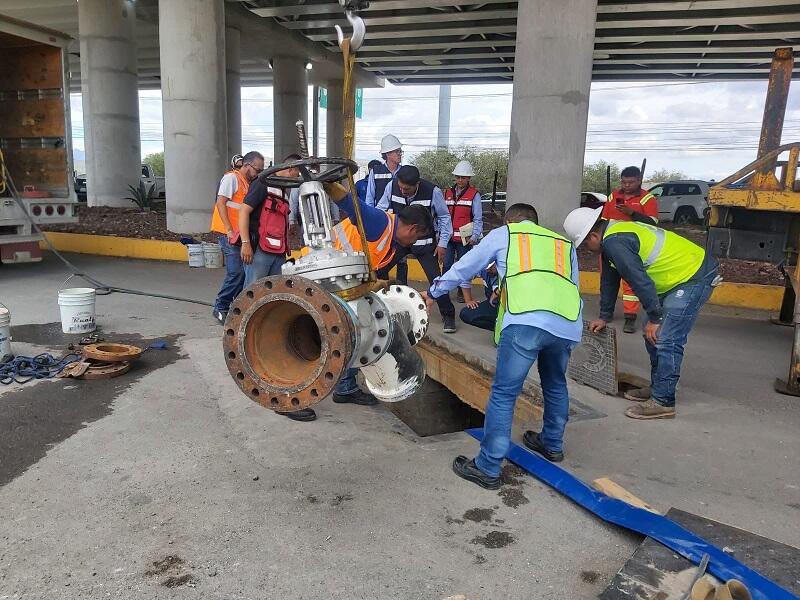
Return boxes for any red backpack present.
[257,189,290,254]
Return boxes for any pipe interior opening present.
[244,300,322,387]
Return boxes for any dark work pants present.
[378,246,455,319]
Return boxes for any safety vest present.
[257,187,290,255]
[210,169,249,234]
[602,188,658,223]
[332,213,397,270]
[370,162,396,205]
[494,222,581,344]
[445,186,477,242]
[390,178,436,250]
[603,220,705,295]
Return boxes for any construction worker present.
[602,165,659,333]
[365,134,402,207]
[377,165,458,333]
[459,263,499,332]
[424,203,583,489]
[564,206,720,420]
[356,159,382,203]
[210,150,264,324]
[444,160,483,303]
[238,153,300,288]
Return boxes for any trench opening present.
[244,300,322,387]
[387,378,484,437]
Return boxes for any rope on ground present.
[0,353,81,385]
[0,149,212,307]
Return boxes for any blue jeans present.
[213,234,245,313]
[335,368,360,396]
[459,299,498,331]
[475,325,574,478]
[646,261,718,407]
[444,240,471,273]
[243,247,286,288]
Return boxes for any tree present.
[647,168,687,183]
[143,151,165,176]
[412,146,508,195]
[582,160,620,194]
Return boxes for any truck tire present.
[673,206,698,226]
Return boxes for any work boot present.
[623,386,651,402]
[278,408,317,422]
[452,455,502,490]
[690,578,715,600]
[623,315,637,334]
[522,431,564,462]
[624,399,676,420]
[442,315,457,333]
[213,309,227,325]
[333,390,378,406]
[456,289,465,303]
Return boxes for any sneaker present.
[452,455,502,490]
[213,309,227,325]
[624,399,676,420]
[623,386,651,402]
[623,315,637,334]
[277,408,317,422]
[332,390,378,406]
[456,289,465,304]
[522,431,564,462]
[442,315,457,333]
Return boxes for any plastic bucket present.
[187,244,204,267]
[57,287,96,334]
[0,304,11,358]
[202,242,223,269]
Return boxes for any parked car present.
[75,164,166,202]
[647,180,709,225]
[580,191,607,209]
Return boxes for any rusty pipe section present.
[223,276,428,411]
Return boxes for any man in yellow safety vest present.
[564,206,720,420]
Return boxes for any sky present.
[69,78,800,182]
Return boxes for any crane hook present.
[335,11,365,52]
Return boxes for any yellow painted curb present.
[41,232,784,311]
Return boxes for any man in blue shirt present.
[459,263,499,331]
[356,159,382,204]
[424,203,583,489]
[365,135,403,207]
[377,165,457,333]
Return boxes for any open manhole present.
[386,377,484,437]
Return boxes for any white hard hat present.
[380,134,402,154]
[452,160,474,177]
[563,206,603,246]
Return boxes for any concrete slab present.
[0,253,797,599]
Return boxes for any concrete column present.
[78,0,141,207]
[437,84,451,149]
[226,26,242,159]
[312,85,320,157]
[506,0,597,230]
[272,56,307,161]
[325,80,344,158]
[159,0,227,233]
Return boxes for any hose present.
[0,149,212,307]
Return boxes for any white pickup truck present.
[76,163,166,201]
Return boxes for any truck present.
[75,164,166,202]
[0,14,78,264]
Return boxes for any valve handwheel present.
[258,157,358,189]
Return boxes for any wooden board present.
[417,340,543,426]
[599,508,800,599]
[592,477,658,513]
[0,45,63,91]
[0,98,65,138]
[2,147,68,189]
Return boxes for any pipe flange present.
[82,343,143,363]
[224,276,354,412]
[347,292,392,368]
[377,285,429,344]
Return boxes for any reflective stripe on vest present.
[494,222,581,344]
[445,186,477,240]
[333,213,396,269]
[603,220,705,295]
[225,200,241,210]
[210,169,249,234]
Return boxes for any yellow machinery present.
[707,47,800,394]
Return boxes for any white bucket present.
[57,287,96,334]
[187,244,204,267]
[0,304,11,358]
[202,242,224,269]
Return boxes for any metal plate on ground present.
[599,508,800,599]
[568,321,618,396]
